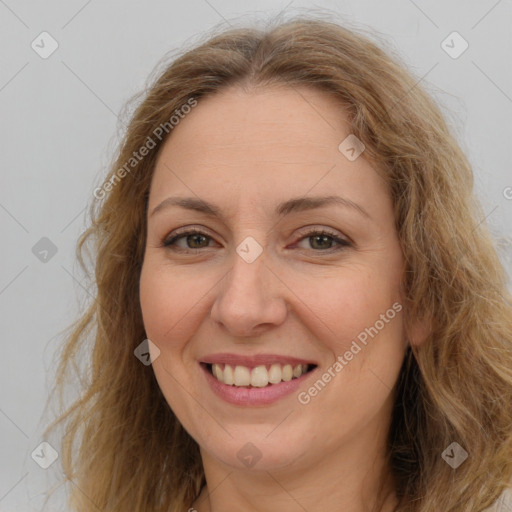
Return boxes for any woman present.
[44,16,512,512]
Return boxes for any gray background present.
[1,0,511,510]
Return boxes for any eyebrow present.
[150,195,370,220]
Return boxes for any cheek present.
[332,291,405,404]
[300,278,405,432]
[295,265,406,401]
[139,263,205,347]
[290,264,403,350]
[139,263,207,419]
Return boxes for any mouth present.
[200,362,317,388]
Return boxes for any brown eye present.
[163,229,214,250]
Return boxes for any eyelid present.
[295,225,352,244]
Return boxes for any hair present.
[42,13,512,512]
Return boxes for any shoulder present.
[484,487,512,512]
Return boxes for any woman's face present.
[139,85,408,473]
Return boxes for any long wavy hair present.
[42,14,512,512]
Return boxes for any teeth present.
[211,363,310,387]
[233,365,251,386]
[251,366,268,387]
[282,364,293,381]
[213,364,224,382]
[223,364,234,385]
[268,363,282,384]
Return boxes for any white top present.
[484,487,512,511]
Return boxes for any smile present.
[208,362,313,387]
[199,356,318,406]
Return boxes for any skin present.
[139,84,423,512]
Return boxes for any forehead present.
[160,85,349,159]
[148,85,390,219]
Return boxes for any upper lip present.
[200,353,317,367]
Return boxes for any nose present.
[210,245,288,338]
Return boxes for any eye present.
[162,227,352,253]
[162,228,216,251]
[294,228,352,253]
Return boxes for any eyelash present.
[162,227,352,254]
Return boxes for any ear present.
[406,313,432,347]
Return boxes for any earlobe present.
[407,314,432,347]
[397,288,432,347]
[397,286,433,347]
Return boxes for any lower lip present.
[200,363,315,406]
